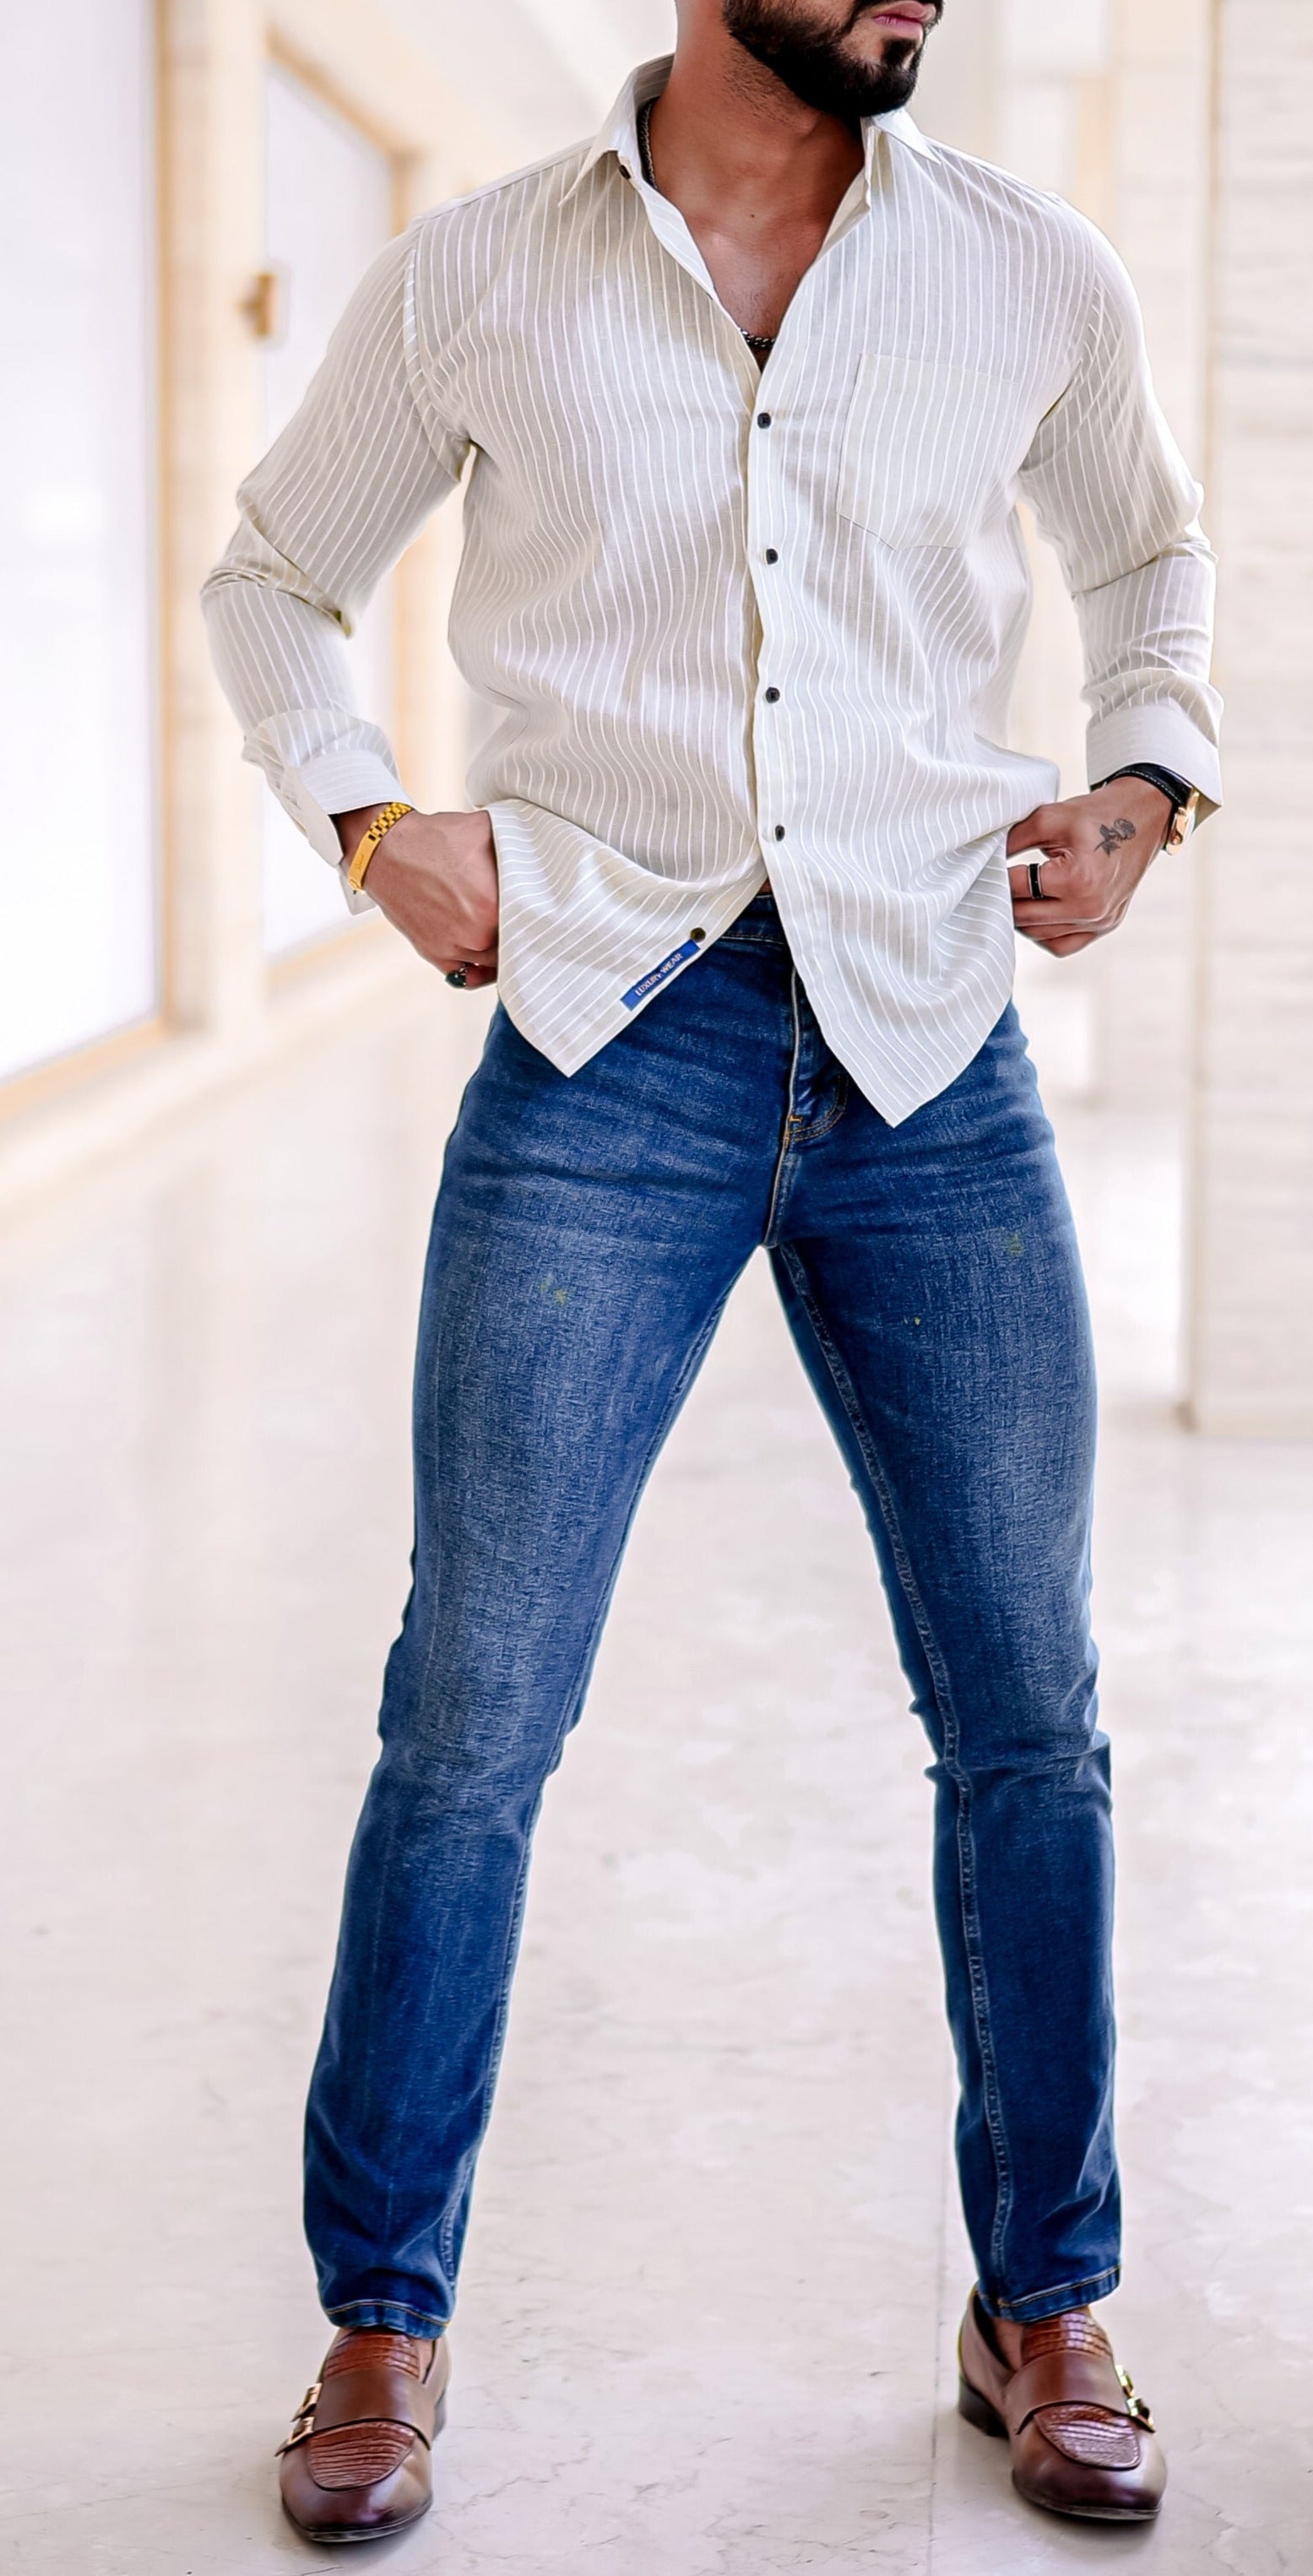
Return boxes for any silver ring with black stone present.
[445,966,469,989]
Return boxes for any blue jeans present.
[305,897,1117,2334]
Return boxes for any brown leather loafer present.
[278,2326,450,2544]
[958,2290,1165,2521]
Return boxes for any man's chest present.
[437,193,1081,558]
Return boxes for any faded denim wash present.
[305,897,1117,2335]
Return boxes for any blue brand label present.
[621,935,704,1011]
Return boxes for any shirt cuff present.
[1085,708,1221,819]
[276,751,410,913]
[280,751,409,870]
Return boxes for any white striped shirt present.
[203,56,1221,1123]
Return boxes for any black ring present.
[445,966,469,989]
[1027,861,1045,903]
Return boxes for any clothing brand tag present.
[621,935,704,1011]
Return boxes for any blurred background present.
[1,4,1311,2571]
[1,0,1308,1425]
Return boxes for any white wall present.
[261,65,398,957]
[377,0,674,163]
[1186,0,1313,1431]
[0,0,158,1081]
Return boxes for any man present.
[204,0,1220,2541]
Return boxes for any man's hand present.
[1006,777,1175,957]
[336,805,499,989]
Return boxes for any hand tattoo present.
[1098,816,1137,858]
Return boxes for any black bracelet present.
[1094,762,1193,812]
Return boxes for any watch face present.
[1166,790,1200,851]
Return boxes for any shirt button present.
[763,686,780,703]
[773,824,786,841]
[764,548,779,564]
[757,411,772,428]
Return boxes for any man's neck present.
[648,40,865,241]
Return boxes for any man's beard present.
[721,0,939,120]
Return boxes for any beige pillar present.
[1185,0,1313,1432]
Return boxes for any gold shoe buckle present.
[1116,2365,1155,2432]
[275,2379,323,2457]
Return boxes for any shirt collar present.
[564,55,935,202]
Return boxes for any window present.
[0,0,157,1082]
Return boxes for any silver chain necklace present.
[636,100,776,362]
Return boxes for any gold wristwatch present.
[1164,787,1202,853]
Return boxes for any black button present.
[773,824,785,841]
[757,411,772,428]
[764,548,779,564]
[690,927,706,943]
[763,686,780,703]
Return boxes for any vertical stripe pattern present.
[203,57,1221,1124]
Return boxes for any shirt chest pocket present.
[837,353,1025,549]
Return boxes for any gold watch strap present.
[345,799,414,892]
[1163,787,1202,854]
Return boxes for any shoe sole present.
[957,2377,1162,2523]
[291,2497,431,2545]
[282,2394,446,2544]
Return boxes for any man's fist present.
[1006,777,1175,957]
[336,805,499,988]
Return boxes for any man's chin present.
[830,31,926,113]
[838,57,924,115]
[724,0,929,122]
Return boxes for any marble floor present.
[2,972,1311,2573]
